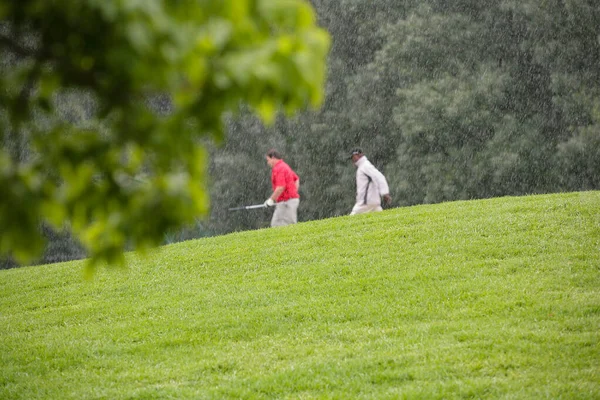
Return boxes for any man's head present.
[349,148,364,164]
[266,148,282,168]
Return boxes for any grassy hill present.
[1,191,599,399]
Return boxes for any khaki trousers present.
[271,198,300,227]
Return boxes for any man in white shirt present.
[349,148,392,215]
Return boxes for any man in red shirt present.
[264,149,300,227]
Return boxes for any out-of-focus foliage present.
[0,0,330,268]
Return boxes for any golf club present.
[228,203,268,211]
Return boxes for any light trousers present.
[350,203,383,215]
[271,198,300,227]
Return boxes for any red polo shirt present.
[271,160,299,202]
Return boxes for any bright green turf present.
[1,191,599,399]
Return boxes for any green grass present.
[1,191,599,399]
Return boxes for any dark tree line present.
[202,0,599,235]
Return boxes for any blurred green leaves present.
[0,0,330,269]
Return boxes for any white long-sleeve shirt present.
[354,156,390,206]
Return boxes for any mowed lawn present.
[1,191,599,399]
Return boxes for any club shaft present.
[228,204,267,211]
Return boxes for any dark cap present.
[349,148,363,159]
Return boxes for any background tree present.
[0,0,330,269]
[385,0,600,204]
[203,0,600,235]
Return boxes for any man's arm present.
[265,186,284,206]
[382,193,392,205]
[269,186,285,202]
[366,164,391,204]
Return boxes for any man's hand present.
[264,198,276,207]
[383,194,392,206]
